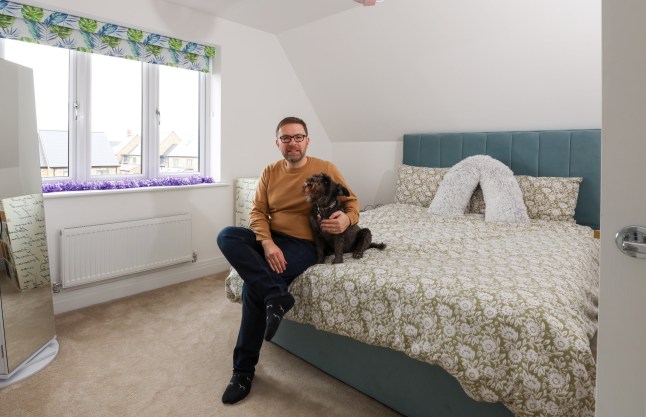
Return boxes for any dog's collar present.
[315,200,339,221]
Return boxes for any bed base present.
[273,319,514,417]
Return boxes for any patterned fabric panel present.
[235,178,259,227]
[225,204,599,417]
[515,176,582,222]
[470,176,582,222]
[393,165,447,206]
[0,1,215,72]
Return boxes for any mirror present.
[0,58,58,386]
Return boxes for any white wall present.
[279,0,602,207]
[332,141,402,208]
[44,185,229,313]
[29,0,330,312]
[280,0,601,142]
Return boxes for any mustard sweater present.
[249,157,360,242]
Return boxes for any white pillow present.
[428,155,529,223]
[427,159,479,216]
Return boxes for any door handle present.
[615,226,646,258]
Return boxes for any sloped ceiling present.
[165,0,357,34]
[168,0,601,142]
[278,0,601,142]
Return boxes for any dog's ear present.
[336,184,350,197]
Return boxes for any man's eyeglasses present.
[278,134,307,143]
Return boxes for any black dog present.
[303,173,386,264]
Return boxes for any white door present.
[596,1,646,416]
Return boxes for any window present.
[90,53,142,177]
[1,37,212,183]
[159,65,200,174]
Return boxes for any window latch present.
[73,101,79,120]
[156,109,161,125]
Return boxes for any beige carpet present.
[0,272,402,417]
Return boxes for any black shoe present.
[222,373,253,404]
[264,293,295,341]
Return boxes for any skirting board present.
[53,257,230,314]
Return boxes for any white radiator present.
[60,214,193,288]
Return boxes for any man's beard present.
[284,149,305,163]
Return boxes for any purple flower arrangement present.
[42,175,215,193]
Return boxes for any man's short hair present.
[276,116,308,136]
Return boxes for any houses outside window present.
[159,65,200,174]
[90,53,142,176]
[1,37,212,183]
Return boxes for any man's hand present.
[261,239,287,274]
[320,211,350,235]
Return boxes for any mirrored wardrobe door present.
[0,58,58,387]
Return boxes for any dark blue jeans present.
[217,226,317,375]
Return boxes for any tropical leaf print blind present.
[0,1,215,72]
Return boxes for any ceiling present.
[165,0,360,34]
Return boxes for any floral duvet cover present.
[225,203,599,417]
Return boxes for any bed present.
[225,129,600,417]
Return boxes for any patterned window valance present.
[0,1,215,72]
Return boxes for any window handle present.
[73,101,79,120]
[156,108,161,125]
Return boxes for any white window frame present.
[0,38,212,184]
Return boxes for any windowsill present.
[42,182,230,199]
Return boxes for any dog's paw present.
[332,258,344,264]
[352,252,364,259]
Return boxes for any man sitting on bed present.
[216,116,361,404]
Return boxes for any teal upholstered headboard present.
[402,129,601,229]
